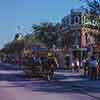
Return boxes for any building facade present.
[61,9,100,68]
[61,9,100,48]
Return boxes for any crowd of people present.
[83,56,100,80]
[2,48,100,80]
[72,56,100,80]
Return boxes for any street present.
[0,63,100,100]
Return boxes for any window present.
[74,16,80,24]
[76,17,79,23]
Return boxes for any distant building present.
[61,9,100,67]
[61,9,100,48]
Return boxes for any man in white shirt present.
[89,56,98,80]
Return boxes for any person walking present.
[74,58,80,72]
[97,60,100,78]
[88,56,98,80]
[46,51,57,80]
[83,58,89,76]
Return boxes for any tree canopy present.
[32,22,62,48]
[80,0,100,15]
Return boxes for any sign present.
[83,15,100,27]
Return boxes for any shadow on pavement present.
[0,63,22,70]
[0,63,100,100]
[0,73,28,81]
[0,72,100,94]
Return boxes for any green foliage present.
[3,39,24,54]
[1,22,63,55]
[81,0,100,15]
[32,22,62,48]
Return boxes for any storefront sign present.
[83,15,100,27]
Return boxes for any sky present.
[0,0,82,48]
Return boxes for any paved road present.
[0,63,100,100]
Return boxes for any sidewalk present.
[55,70,100,88]
[73,80,100,99]
[55,70,100,99]
[74,80,100,88]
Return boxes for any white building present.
[61,9,100,48]
[61,9,100,68]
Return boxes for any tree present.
[32,22,62,48]
[23,34,39,47]
[80,0,100,15]
[14,33,20,41]
[3,39,24,54]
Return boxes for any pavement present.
[54,71,100,99]
[0,63,100,100]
